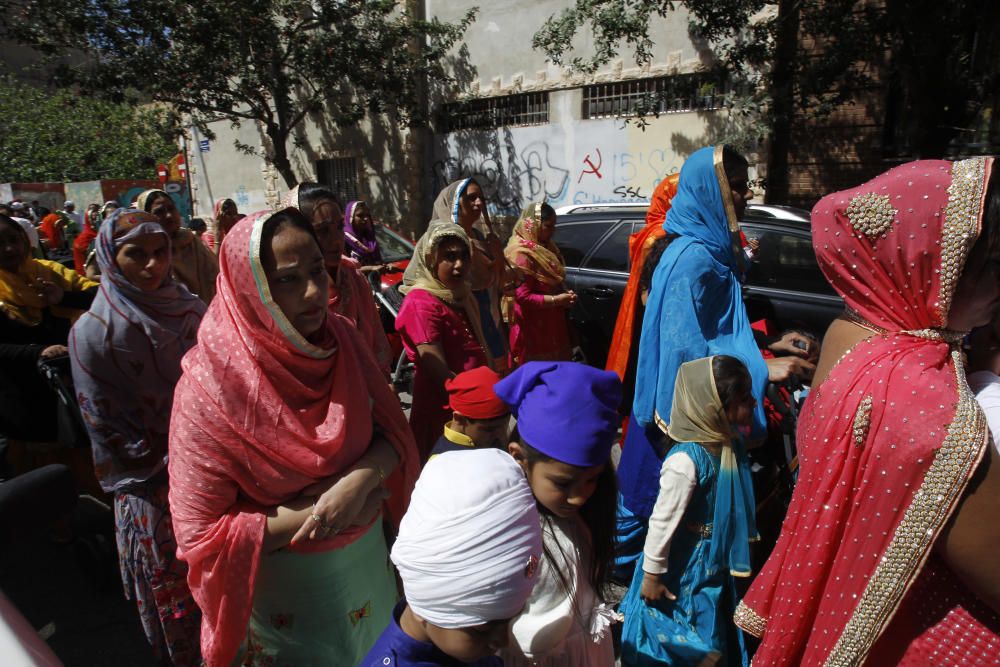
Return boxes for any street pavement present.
[1,495,155,666]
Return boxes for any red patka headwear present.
[446,366,508,419]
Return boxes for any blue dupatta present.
[633,146,767,432]
[618,146,768,518]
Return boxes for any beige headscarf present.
[431,178,500,293]
[666,356,732,445]
[401,221,494,368]
[136,189,218,303]
[432,178,475,226]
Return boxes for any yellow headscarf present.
[0,258,98,326]
[504,202,566,286]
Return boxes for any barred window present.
[442,92,549,131]
[582,74,732,119]
[316,157,359,203]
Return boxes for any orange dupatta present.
[605,173,680,379]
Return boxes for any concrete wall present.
[428,0,707,97]
[432,89,728,216]
[188,120,275,217]
[0,183,65,211]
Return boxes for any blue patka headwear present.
[494,362,622,468]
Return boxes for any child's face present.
[455,413,511,450]
[424,617,512,661]
[509,442,605,519]
[725,389,757,430]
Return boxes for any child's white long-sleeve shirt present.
[642,451,698,576]
[501,514,616,666]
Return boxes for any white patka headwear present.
[391,448,542,628]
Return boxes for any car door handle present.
[585,286,615,297]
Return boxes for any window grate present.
[582,74,733,120]
[316,157,359,204]
[442,92,550,131]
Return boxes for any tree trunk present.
[402,0,431,238]
[269,127,298,189]
[765,0,800,204]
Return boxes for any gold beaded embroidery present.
[843,308,967,344]
[846,192,897,239]
[825,350,988,666]
[939,157,989,324]
[852,396,873,449]
[686,521,713,538]
[734,601,767,638]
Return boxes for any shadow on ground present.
[1,495,154,666]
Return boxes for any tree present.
[0,73,178,182]
[5,0,477,187]
[532,0,998,202]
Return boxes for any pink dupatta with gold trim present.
[168,210,418,667]
[736,158,998,664]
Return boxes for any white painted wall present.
[187,120,273,218]
[432,89,726,216]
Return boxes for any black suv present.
[552,204,844,367]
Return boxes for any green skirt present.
[243,521,397,666]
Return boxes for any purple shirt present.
[361,602,503,667]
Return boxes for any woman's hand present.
[769,331,816,360]
[551,291,577,308]
[291,468,385,543]
[40,344,68,359]
[640,572,676,603]
[34,279,64,306]
[766,356,816,383]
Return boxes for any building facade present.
[188,1,744,233]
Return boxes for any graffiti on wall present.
[434,122,685,215]
[432,140,570,215]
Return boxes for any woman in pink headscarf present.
[168,208,419,666]
[285,183,393,379]
[203,198,238,252]
[735,158,1000,665]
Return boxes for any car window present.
[553,222,613,268]
[374,226,414,263]
[744,227,836,296]
[584,221,632,272]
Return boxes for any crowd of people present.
[0,144,998,667]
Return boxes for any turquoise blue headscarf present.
[617,146,769,518]
[633,146,766,431]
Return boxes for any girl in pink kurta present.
[396,221,490,461]
[505,202,576,367]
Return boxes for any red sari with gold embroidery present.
[735,158,1000,665]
